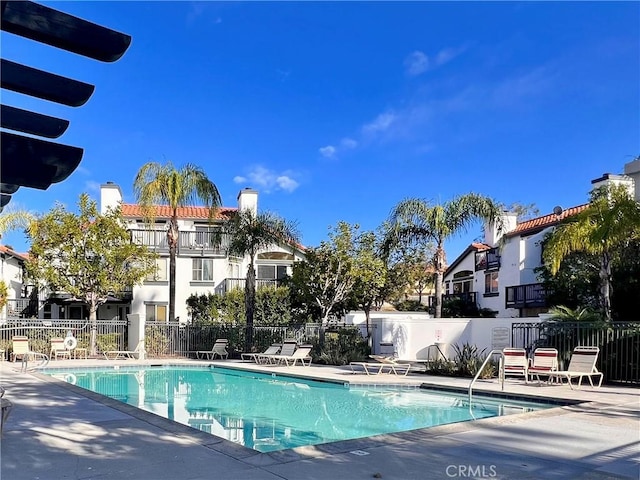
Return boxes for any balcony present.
[6,298,39,318]
[216,278,283,295]
[505,283,546,309]
[475,248,501,271]
[130,229,229,256]
[428,292,477,307]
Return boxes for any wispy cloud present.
[233,165,299,193]
[362,112,397,135]
[319,145,336,158]
[340,138,358,149]
[404,51,429,76]
[85,181,101,194]
[404,46,466,77]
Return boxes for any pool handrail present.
[21,351,49,372]
[468,349,504,403]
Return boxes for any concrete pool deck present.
[0,358,638,480]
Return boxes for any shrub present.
[311,328,370,365]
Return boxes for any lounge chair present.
[104,341,145,360]
[548,346,603,389]
[528,348,558,384]
[10,335,33,362]
[241,343,281,363]
[270,345,313,367]
[350,355,412,376]
[196,339,229,360]
[257,340,297,364]
[500,348,529,383]
[50,337,71,360]
[0,386,12,436]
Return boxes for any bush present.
[311,328,370,365]
[450,342,497,378]
[394,300,428,312]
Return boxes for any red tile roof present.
[0,245,28,261]
[120,204,236,220]
[507,204,589,237]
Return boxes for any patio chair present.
[0,386,12,436]
[50,337,71,360]
[257,340,297,364]
[548,346,603,389]
[350,355,412,376]
[196,339,229,360]
[500,348,529,384]
[528,348,558,384]
[270,345,313,367]
[104,341,146,360]
[10,335,33,362]
[241,343,281,363]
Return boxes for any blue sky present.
[3,1,639,261]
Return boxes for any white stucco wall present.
[346,311,542,361]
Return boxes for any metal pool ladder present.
[468,349,505,403]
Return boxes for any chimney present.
[237,188,258,215]
[623,158,640,202]
[484,211,518,246]
[100,182,123,214]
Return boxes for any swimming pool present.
[43,365,554,453]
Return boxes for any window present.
[228,262,240,278]
[257,265,288,280]
[146,303,167,322]
[145,258,167,282]
[192,258,214,281]
[484,271,499,294]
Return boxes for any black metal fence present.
[144,322,322,358]
[0,319,128,360]
[512,322,640,385]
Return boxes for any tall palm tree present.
[543,184,640,322]
[224,209,300,351]
[134,162,221,322]
[385,193,504,318]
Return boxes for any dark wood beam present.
[1,104,70,138]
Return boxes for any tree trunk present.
[89,301,98,356]
[433,244,446,318]
[600,251,612,322]
[245,263,256,351]
[167,221,179,322]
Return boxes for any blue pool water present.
[43,366,553,452]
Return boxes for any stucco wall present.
[346,311,542,361]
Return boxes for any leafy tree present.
[134,161,221,322]
[26,194,156,355]
[222,209,300,351]
[543,184,640,322]
[383,232,435,304]
[349,229,387,339]
[289,222,359,324]
[385,193,504,318]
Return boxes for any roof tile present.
[508,204,589,237]
[120,204,236,220]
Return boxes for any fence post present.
[127,314,145,359]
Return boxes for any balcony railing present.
[5,298,42,318]
[505,283,546,309]
[130,229,229,255]
[216,278,282,295]
[428,292,477,307]
[475,248,501,271]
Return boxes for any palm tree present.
[0,209,35,239]
[385,193,504,318]
[543,184,640,322]
[134,162,221,321]
[223,209,300,351]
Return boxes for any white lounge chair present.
[350,355,412,376]
[196,339,229,360]
[10,335,33,362]
[50,337,71,360]
[500,348,529,383]
[528,348,558,384]
[548,346,603,389]
[270,345,313,367]
[104,341,145,360]
[257,340,297,364]
[241,343,281,363]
